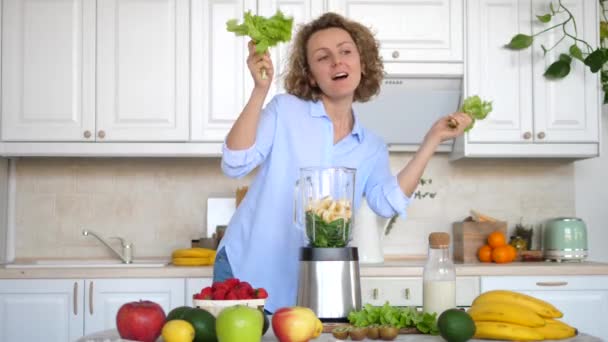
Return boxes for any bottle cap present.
[429,232,450,248]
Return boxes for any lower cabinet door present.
[84,278,185,335]
[0,279,84,341]
[481,275,608,341]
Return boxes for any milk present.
[423,280,456,316]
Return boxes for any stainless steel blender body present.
[296,247,361,321]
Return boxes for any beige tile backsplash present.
[14,156,574,258]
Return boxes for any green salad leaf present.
[460,95,493,132]
[348,302,439,335]
[226,10,293,54]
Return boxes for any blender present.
[294,167,361,322]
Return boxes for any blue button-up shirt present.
[218,93,410,312]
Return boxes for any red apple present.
[116,300,166,342]
[272,306,323,342]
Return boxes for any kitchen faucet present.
[82,229,133,264]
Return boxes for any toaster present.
[543,217,588,262]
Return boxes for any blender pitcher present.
[295,167,356,248]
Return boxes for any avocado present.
[437,309,476,342]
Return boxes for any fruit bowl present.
[193,298,265,317]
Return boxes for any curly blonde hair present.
[283,12,383,102]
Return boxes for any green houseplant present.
[505,0,608,103]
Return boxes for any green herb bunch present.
[348,302,439,335]
[226,10,293,54]
[505,0,608,103]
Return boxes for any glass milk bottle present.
[423,232,456,317]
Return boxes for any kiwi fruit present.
[379,325,399,341]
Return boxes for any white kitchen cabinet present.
[360,276,479,308]
[481,275,608,341]
[2,0,190,142]
[84,278,185,335]
[1,0,95,141]
[96,0,190,142]
[0,278,186,340]
[0,279,84,342]
[190,0,256,142]
[452,0,600,159]
[327,0,464,75]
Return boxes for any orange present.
[505,244,518,262]
[487,231,507,248]
[491,245,511,263]
[477,245,492,263]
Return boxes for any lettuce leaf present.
[347,301,439,335]
[460,95,493,132]
[226,10,293,54]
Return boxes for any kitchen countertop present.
[78,329,602,342]
[2,259,608,279]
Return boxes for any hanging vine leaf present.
[505,34,533,50]
[544,60,571,79]
[559,53,572,64]
[536,14,552,23]
[583,48,608,73]
[569,44,583,61]
[601,22,608,41]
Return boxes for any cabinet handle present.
[391,50,400,59]
[404,288,410,300]
[83,130,92,139]
[73,282,78,315]
[372,288,379,300]
[523,132,532,140]
[536,281,568,287]
[537,131,546,139]
[89,281,94,315]
[98,130,106,139]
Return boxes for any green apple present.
[216,305,263,342]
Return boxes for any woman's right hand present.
[247,40,274,90]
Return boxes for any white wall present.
[575,106,608,262]
[0,159,7,263]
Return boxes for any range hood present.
[353,76,462,152]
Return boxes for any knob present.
[372,288,379,300]
[98,130,106,139]
[392,50,400,59]
[537,131,546,139]
[404,288,410,300]
[83,130,91,139]
[523,132,532,140]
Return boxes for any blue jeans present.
[213,247,234,283]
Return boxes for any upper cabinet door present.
[97,0,190,142]
[191,0,256,142]
[466,0,533,143]
[532,0,600,143]
[258,0,325,99]
[327,0,463,63]
[1,0,96,141]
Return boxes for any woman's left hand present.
[426,112,473,143]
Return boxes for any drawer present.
[360,276,480,308]
[361,277,422,306]
[456,276,480,307]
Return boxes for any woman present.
[214,12,472,312]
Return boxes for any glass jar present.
[423,232,456,317]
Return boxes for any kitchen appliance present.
[295,167,361,322]
[544,217,588,262]
[352,197,392,264]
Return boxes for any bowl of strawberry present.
[193,278,268,317]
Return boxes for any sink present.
[3,258,168,268]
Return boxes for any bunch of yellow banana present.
[469,290,577,340]
[171,248,216,266]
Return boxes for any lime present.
[161,319,195,342]
[166,306,194,321]
[182,307,217,342]
[437,309,476,342]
